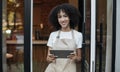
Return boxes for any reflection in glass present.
[2,0,24,72]
[95,0,107,72]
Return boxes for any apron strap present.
[56,30,60,39]
[57,30,74,39]
[71,30,74,39]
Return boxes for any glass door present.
[95,0,107,72]
[87,0,113,72]
[2,0,24,72]
[1,0,32,72]
[81,0,96,72]
[82,0,110,72]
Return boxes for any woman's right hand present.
[46,54,56,63]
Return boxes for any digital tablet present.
[50,50,74,58]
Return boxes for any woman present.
[45,3,83,72]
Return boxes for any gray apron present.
[45,30,77,72]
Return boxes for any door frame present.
[90,0,96,72]
[0,0,3,71]
[112,0,116,71]
[24,0,33,72]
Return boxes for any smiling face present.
[57,10,70,31]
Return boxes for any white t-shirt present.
[47,30,83,49]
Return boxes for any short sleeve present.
[76,33,83,48]
[47,32,54,47]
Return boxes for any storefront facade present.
[0,0,120,72]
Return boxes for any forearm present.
[46,47,55,63]
[76,48,82,61]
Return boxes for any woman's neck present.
[61,28,71,32]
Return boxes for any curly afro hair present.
[48,3,81,30]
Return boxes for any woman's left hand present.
[67,53,81,62]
